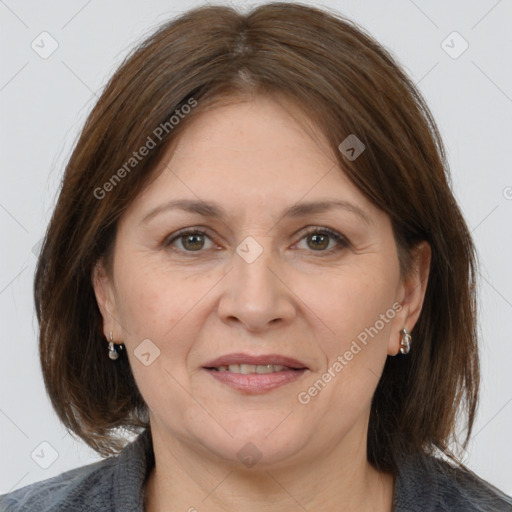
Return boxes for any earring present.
[108,331,123,360]
[399,328,411,355]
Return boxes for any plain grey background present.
[1,0,511,497]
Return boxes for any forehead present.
[119,95,381,229]
[166,96,333,176]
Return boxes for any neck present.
[144,419,394,512]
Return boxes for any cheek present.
[113,253,222,369]
[305,264,399,411]
[116,266,199,414]
[307,280,397,409]
[307,263,398,353]
[112,255,185,343]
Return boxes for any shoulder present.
[0,428,153,512]
[394,451,512,512]
[0,456,118,512]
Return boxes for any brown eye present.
[297,227,349,254]
[165,230,213,252]
[306,232,330,251]
[180,233,205,251]
[164,227,348,256]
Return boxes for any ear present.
[387,241,431,355]
[91,259,122,342]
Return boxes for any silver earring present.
[108,331,123,360]
[399,328,411,355]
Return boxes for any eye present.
[164,229,214,252]
[164,226,349,256]
[295,227,349,254]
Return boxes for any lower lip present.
[203,368,308,393]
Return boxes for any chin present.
[192,420,309,469]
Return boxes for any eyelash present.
[163,226,349,256]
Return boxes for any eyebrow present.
[140,198,371,226]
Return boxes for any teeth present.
[214,364,288,374]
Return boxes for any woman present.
[1,2,511,511]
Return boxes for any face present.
[93,95,429,471]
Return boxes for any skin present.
[93,94,430,511]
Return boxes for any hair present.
[34,2,479,473]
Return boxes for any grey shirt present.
[1,428,511,511]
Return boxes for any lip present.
[203,353,308,370]
[202,353,309,394]
[203,367,308,393]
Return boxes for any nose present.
[217,236,296,332]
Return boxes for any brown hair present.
[34,2,479,472]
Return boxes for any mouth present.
[202,353,309,393]
[203,353,308,371]
[206,363,303,374]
